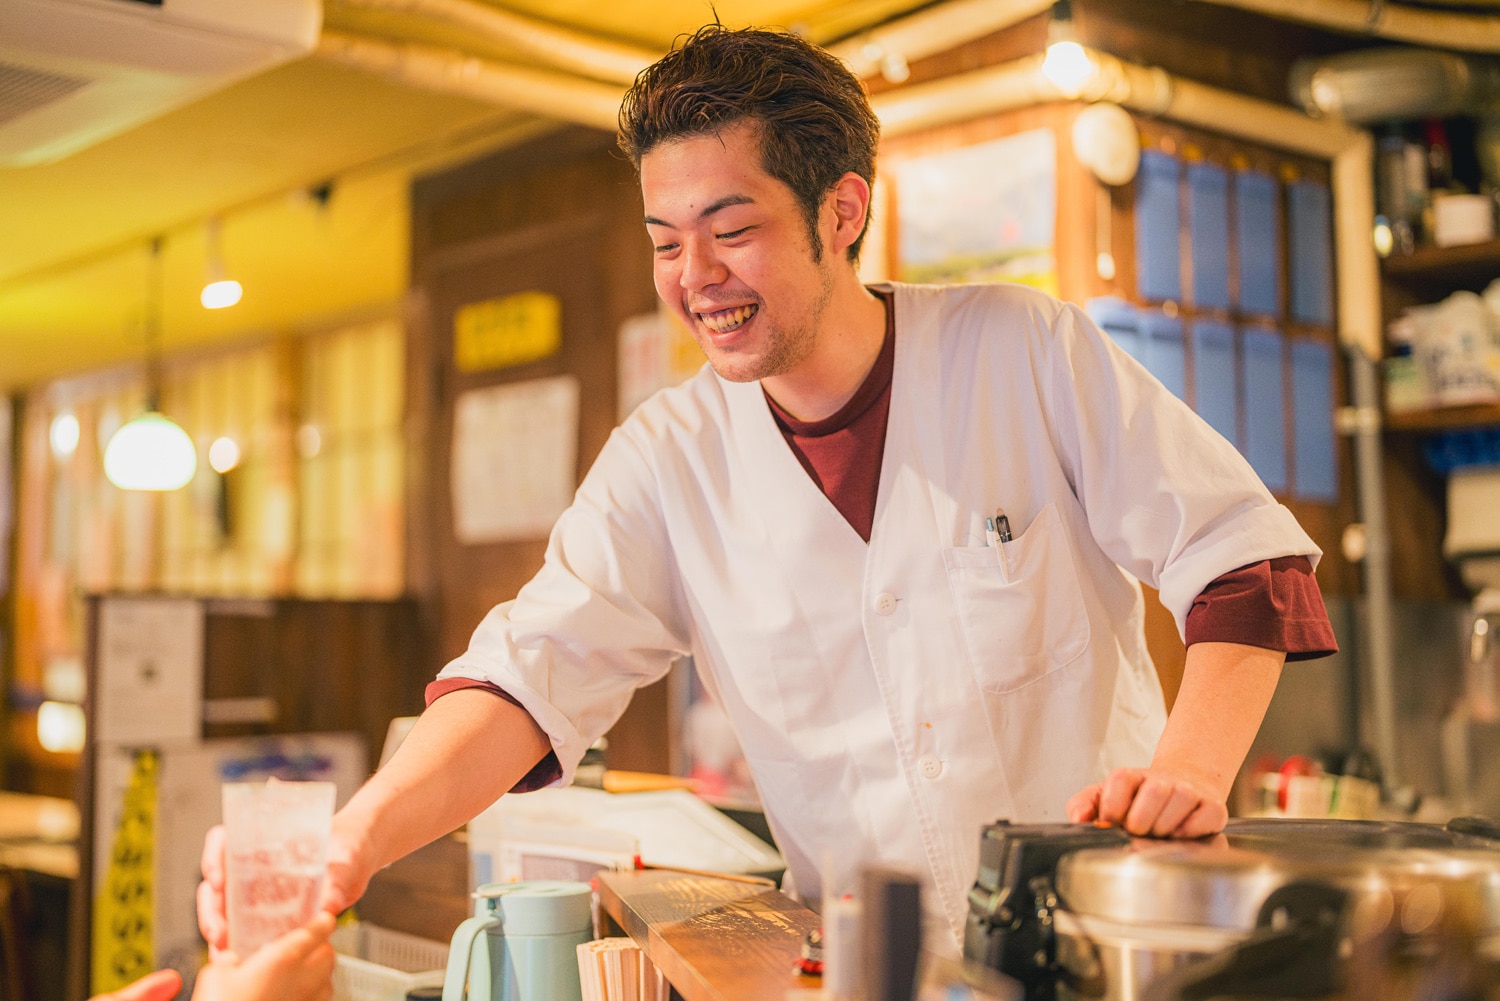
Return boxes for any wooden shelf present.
[1381,239,1500,296]
[1381,243,1500,437]
[1386,403,1500,433]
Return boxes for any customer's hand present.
[1066,765,1228,838]
[197,822,369,953]
[90,969,183,1001]
[192,912,337,1001]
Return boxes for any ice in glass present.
[221,779,335,957]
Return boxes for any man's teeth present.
[699,304,757,333]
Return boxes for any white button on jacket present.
[439,283,1321,953]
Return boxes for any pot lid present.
[1055,819,1500,934]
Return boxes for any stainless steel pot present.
[965,819,1500,1001]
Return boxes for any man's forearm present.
[334,687,552,873]
[1151,641,1285,801]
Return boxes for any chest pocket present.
[941,503,1091,694]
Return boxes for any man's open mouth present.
[697,304,758,334]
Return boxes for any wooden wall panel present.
[408,128,669,774]
[200,599,427,771]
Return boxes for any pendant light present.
[104,238,198,491]
[1041,0,1097,98]
[200,216,242,309]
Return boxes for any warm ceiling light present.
[1042,0,1097,98]
[209,435,241,473]
[105,237,198,492]
[104,412,198,490]
[49,412,80,457]
[202,279,243,309]
[37,701,86,754]
[201,216,242,309]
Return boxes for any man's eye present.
[717,227,751,240]
[653,243,678,254]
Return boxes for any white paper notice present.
[95,596,204,747]
[451,375,580,545]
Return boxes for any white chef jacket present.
[437,281,1322,951]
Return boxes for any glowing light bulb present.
[201,279,243,309]
[49,412,80,457]
[1042,40,1097,97]
[38,701,85,754]
[104,412,197,490]
[209,436,241,473]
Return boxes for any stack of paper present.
[577,937,669,1001]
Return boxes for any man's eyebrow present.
[644,194,755,228]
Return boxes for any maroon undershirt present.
[431,290,1338,791]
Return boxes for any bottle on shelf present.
[1376,123,1427,255]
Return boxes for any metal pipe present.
[826,0,1051,80]
[1347,346,1401,787]
[317,30,624,130]
[1197,0,1500,54]
[1290,47,1500,123]
[332,0,655,84]
[337,0,1053,87]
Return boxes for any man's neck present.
[761,279,888,422]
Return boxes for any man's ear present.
[826,172,871,258]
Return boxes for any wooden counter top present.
[597,869,1023,1001]
[596,869,822,1001]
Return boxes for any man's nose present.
[679,239,726,291]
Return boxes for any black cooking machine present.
[964,818,1500,1000]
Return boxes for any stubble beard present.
[704,259,836,385]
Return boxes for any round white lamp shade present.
[104,412,198,490]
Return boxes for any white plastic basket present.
[332,922,449,1001]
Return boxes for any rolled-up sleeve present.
[1042,302,1323,636]
[432,425,692,788]
[1185,556,1338,661]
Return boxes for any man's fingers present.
[241,919,340,1001]
[1173,799,1229,839]
[1096,768,1145,824]
[1066,785,1102,823]
[200,825,226,885]
[1145,782,1199,838]
[308,941,337,981]
[1121,775,1175,835]
[252,912,339,967]
[196,877,227,951]
[198,825,230,951]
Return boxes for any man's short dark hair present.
[617,24,880,263]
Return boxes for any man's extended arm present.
[1066,641,1284,837]
[198,689,550,949]
[331,689,551,891]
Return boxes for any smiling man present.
[199,25,1336,956]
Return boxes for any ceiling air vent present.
[0,0,321,167]
[0,62,92,129]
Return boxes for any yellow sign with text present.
[454,291,562,372]
[91,748,157,994]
